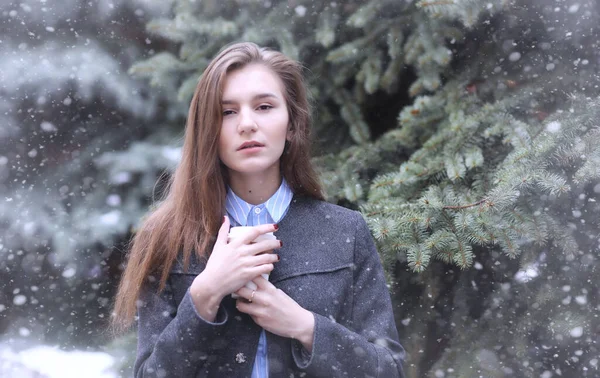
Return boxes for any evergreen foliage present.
[0,1,174,355]
[2,0,599,376]
[363,91,600,273]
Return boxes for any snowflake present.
[235,353,246,363]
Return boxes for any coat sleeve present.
[291,211,406,378]
[134,275,229,378]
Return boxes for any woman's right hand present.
[189,216,280,321]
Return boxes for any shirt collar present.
[225,178,293,226]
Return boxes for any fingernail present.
[276,254,280,261]
[279,240,283,247]
[273,224,279,231]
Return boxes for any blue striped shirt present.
[225,178,293,378]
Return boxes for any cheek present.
[275,113,290,139]
[217,132,230,160]
[218,122,232,145]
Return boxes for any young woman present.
[112,42,405,378]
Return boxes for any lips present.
[237,141,265,151]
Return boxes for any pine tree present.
[0,0,174,353]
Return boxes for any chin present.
[230,161,281,176]
[230,164,270,174]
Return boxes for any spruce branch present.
[146,18,187,42]
[417,0,506,28]
[442,199,487,210]
[315,7,339,47]
[363,92,600,271]
[346,1,382,29]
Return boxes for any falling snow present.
[12,295,27,306]
[0,1,599,377]
[569,327,583,338]
[294,5,307,17]
[61,266,76,278]
[545,121,561,133]
[509,52,521,62]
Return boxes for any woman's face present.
[218,63,290,179]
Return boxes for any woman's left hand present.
[235,277,315,353]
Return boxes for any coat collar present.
[174,196,356,284]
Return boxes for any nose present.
[237,107,257,134]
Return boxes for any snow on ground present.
[0,344,117,378]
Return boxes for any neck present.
[228,169,282,205]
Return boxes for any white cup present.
[228,226,277,298]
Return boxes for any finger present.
[235,286,256,302]
[237,223,279,245]
[236,299,253,314]
[248,263,274,278]
[253,275,275,291]
[244,239,282,256]
[216,215,230,246]
[250,252,280,266]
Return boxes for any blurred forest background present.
[1,0,599,377]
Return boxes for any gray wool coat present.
[134,196,405,378]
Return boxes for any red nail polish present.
[273,224,279,231]
[276,254,280,261]
[279,240,283,247]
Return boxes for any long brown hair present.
[111,42,324,332]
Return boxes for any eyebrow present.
[221,93,280,105]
